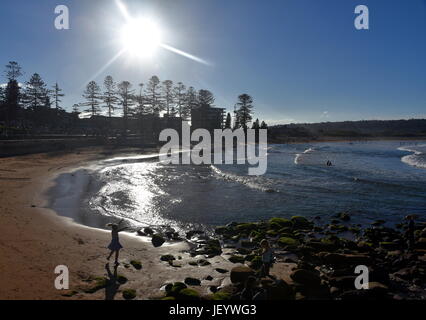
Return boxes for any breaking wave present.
[398,145,426,169]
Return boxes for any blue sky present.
[1,0,425,124]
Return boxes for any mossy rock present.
[169,282,187,296]
[215,226,229,235]
[161,296,176,300]
[229,255,245,264]
[122,289,136,300]
[130,260,142,270]
[178,288,201,300]
[278,237,299,247]
[212,291,232,300]
[291,216,313,230]
[236,223,258,232]
[188,261,198,266]
[269,217,293,228]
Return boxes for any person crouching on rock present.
[107,219,128,265]
[259,239,274,278]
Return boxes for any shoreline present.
[0,147,237,300]
[1,145,425,300]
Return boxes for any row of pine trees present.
[0,61,268,133]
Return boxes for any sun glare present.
[120,18,162,58]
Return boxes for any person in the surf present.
[106,219,128,265]
[326,160,333,167]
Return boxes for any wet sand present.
[0,148,242,300]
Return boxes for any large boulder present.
[290,269,321,287]
[230,266,255,284]
[152,234,165,247]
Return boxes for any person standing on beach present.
[107,219,128,265]
[259,239,274,278]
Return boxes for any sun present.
[120,18,162,58]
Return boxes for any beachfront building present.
[191,106,225,133]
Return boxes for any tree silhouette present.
[23,73,48,110]
[173,82,187,119]
[236,94,254,130]
[145,75,162,115]
[185,86,198,117]
[162,80,174,116]
[252,118,260,129]
[51,82,65,111]
[117,81,135,134]
[198,89,214,108]
[103,76,118,118]
[4,61,23,81]
[81,81,102,116]
[134,82,146,117]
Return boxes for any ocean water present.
[50,140,426,232]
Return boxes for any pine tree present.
[225,112,232,129]
[103,76,118,118]
[260,121,268,129]
[117,81,135,121]
[134,82,146,117]
[235,94,254,130]
[51,82,65,111]
[198,89,214,108]
[81,81,102,116]
[162,80,174,116]
[72,104,80,114]
[252,118,260,129]
[4,80,21,122]
[184,86,198,118]
[23,73,48,110]
[173,82,186,119]
[2,62,23,128]
[4,61,23,81]
[145,75,162,115]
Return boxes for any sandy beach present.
[0,148,245,300]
